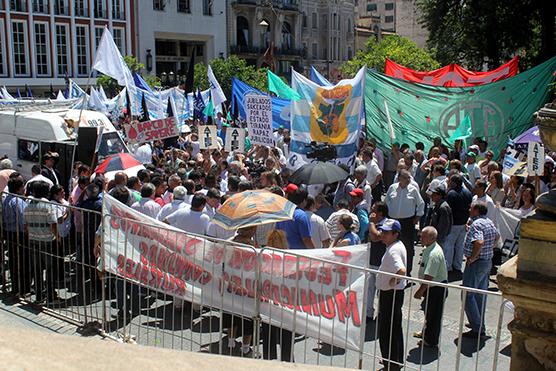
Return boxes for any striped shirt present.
[464,216,499,260]
[325,209,360,241]
[24,198,57,242]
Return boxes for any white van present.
[0,106,129,182]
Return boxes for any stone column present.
[497,101,556,371]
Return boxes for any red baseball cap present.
[283,183,298,194]
[349,188,364,197]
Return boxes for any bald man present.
[413,226,448,348]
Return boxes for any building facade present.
[0,0,135,94]
[137,0,227,82]
[355,0,427,50]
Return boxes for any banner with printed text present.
[102,195,368,350]
[124,117,179,144]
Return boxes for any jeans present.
[378,289,405,370]
[462,259,491,332]
[442,225,466,271]
[366,265,379,318]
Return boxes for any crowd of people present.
[1,121,556,368]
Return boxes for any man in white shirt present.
[131,183,161,219]
[305,196,331,248]
[472,179,496,223]
[368,138,384,172]
[134,142,152,165]
[385,169,424,277]
[375,219,407,371]
[361,148,382,203]
[156,186,188,221]
[353,165,373,211]
[164,194,210,235]
[325,199,360,241]
[464,152,482,187]
[25,164,54,194]
[204,188,221,219]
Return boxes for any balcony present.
[231,45,304,58]
[275,46,304,57]
[10,0,28,12]
[75,6,89,17]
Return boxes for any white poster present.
[102,195,368,351]
[527,141,545,176]
[224,127,246,153]
[199,125,218,149]
[245,94,274,147]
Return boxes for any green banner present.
[365,56,556,155]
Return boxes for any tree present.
[340,35,440,77]
[96,55,160,96]
[417,0,555,69]
[193,55,268,99]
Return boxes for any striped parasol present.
[212,190,296,230]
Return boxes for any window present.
[35,23,50,76]
[332,13,336,30]
[12,21,28,76]
[76,25,89,76]
[56,24,69,76]
[153,0,164,10]
[55,0,68,15]
[177,0,190,13]
[385,15,394,23]
[94,0,106,17]
[322,47,327,60]
[236,16,249,47]
[281,22,292,49]
[311,12,317,28]
[75,0,88,16]
[302,12,307,28]
[321,14,327,29]
[113,28,125,55]
[0,21,5,76]
[348,47,352,60]
[311,43,317,59]
[18,140,40,162]
[10,0,27,11]
[366,3,377,12]
[385,2,394,10]
[94,27,103,51]
[112,0,123,19]
[33,0,49,13]
[202,0,212,16]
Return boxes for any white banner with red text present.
[101,195,368,351]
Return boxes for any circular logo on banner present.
[439,99,504,144]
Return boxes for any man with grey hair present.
[156,185,188,221]
[162,174,182,204]
[353,165,372,210]
[0,158,15,192]
[413,226,448,348]
[131,183,161,219]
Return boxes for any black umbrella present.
[289,162,349,185]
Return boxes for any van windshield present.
[97,132,128,160]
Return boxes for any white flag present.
[93,27,134,87]
[89,87,107,113]
[2,86,14,100]
[56,90,66,100]
[384,100,396,142]
[207,65,226,107]
[99,85,108,101]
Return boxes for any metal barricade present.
[0,192,512,370]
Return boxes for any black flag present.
[125,89,132,118]
[166,97,174,117]
[185,48,195,94]
[140,92,150,122]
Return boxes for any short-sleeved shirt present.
[340,230,361,246]
[2,193,27,232]
[376,240,407,291]
[463,216,498,260]
[465,163,482,186]
[166,208,210,236]
[277,207,311,249]
[418,242,448,282]
[24,198,57,242]
[307,211,331,248]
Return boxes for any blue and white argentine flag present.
[288,67,365,171]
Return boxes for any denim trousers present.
[462,259,491,332]
[442,225,466,271]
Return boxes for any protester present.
[131,183,161,219]
[517,183,536,217]
[41,152,61,185]
[427,184,453,245]
[367,201,389,320]
[0,158,16,191]
[376,219,406,371]
[331,214,361,247]
[349,188,369,243]
[462,202,499,339]
[156,185,187,221]
[413,226,448,348]
[361,148,383,203]
[352,165,373,210]
[325,199,360,241]
[304,195,331,248]
[472,179,496,222]
[164,193,210,235]
[276,187,314,249]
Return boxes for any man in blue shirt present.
[277,186,314,249]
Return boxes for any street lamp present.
[146,49,153,72]
[259,19,269,27]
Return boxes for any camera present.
[306,141,337,162]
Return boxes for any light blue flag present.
[310,66,333,87]
[69,79,88,99]
[288,67,366,170]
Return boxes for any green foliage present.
[340,35,440,76]
[193,55,268,98]
[417,0,555,69]
[96,56,159,96]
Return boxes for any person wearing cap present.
[349,188,369,243]
[464,151,481,188]
[41,152,61,186]
[385,169,424,277]
[156,185,188,221]
[413,226,448,348]
[367,201,389,321]
[375,218,406,371]
[276,187,315,249]
[427,183,452,246]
